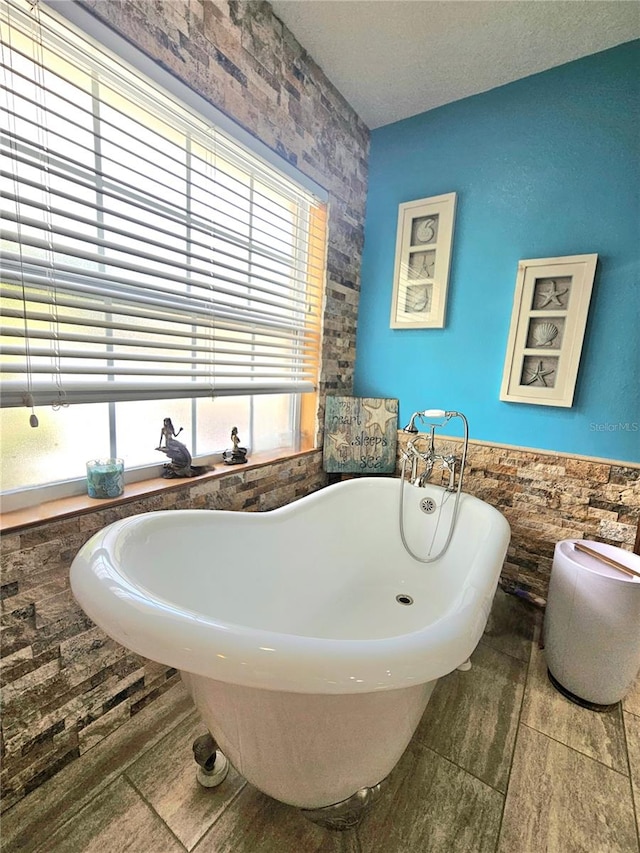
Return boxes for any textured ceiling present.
[269,1,640,129]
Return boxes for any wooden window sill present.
[0,448,320,534]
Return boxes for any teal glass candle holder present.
[86,458,125,499]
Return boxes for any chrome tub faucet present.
[401,410,468,492]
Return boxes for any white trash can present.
[544,539,640,709]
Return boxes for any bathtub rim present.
[70,477,510,694]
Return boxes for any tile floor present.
[2,589,639,853]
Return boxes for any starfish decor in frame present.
[323,396,398,473]
[500,254,598,407]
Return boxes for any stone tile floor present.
[2,589,639,853]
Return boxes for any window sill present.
[0,447,320,534]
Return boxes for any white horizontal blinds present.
[0,0,326,408]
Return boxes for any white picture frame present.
[500,254,598,407]
[389,192,457,329]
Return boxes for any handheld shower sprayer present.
[402,409,452,433]
[398,409,470,562]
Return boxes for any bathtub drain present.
[395,594,414,606]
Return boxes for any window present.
[0,0,327,506]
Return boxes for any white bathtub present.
[71,477,510,809]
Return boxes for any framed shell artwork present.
[390,192,457,329]
[500,254,598,407]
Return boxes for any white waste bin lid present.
[558,539,640,583]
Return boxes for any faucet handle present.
[441,454,457,491]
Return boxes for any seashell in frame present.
[532,321,559,347]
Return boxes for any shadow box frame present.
[389,192,457,329]
[500,253,598,407]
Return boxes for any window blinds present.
[0,0,326,408]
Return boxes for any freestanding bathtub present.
[71,476,510,812]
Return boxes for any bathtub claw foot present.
[300,777,388,831]
[193,732,229,788]
[457,658,472,671]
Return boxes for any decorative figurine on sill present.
[222,426,248,465]
[156,417,207,478]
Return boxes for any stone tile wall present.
[1,0,368,810]
[1,451,326,811]
[398,433,640,603]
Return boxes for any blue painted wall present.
[354,41,640,463]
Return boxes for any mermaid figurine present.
[156,417,195,477]
[222,426,248,465]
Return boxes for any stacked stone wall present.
[397,433,640,603]
[1,452,326,810]
[1,0,368,810]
